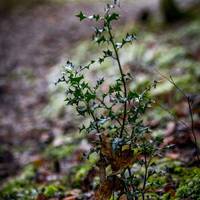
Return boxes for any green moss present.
[74,163,92,183]
[42,184,64,198]
[148,175,166,191]
[44,143,76,160]
[0,165,37,200]
[176,168,200,200]
[0,164,67,200]
[69,153,99,187]
[161,193,175,200]
[145,160,200,200]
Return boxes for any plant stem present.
[122,170,133,200]
[169,77,200,163]
[107,24,127,138]
[88,104,102,142]
[187,96,200,163]
[142,154,148,200]
[128,167,138,200]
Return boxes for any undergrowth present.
[57,1,165,199]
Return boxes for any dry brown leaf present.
[95,179,113,200]
[111,150,135,174]
[166,152,180,159]
[163,183,176,197]
[101,133,113,159]
[36,194,48,200]
[119,194,128,200]
[164,122,176,136]
[95,176,123,200]
[30,155,45,168]
[98,161,106,184]
[100,133,140,174]
[108,175,124,191]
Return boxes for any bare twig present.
[156,102,190,130]
[142,154,148,200]
[156,70,200,163]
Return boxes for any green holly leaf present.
[85,90,96,102]
[103,49,113,57]
[99,57,104,64]
[76,11,87,21]
[125,33,136,42]
[93,14,100,21]
[121,33,137,46]
[71,75,84,84]
[106,12,119,23]
[95,35,106,44]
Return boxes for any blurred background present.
[0,0,200,199]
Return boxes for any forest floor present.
[0,1,200,200]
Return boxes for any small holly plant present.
[57,1,162,199]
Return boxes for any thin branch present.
[128,167,138,200]
[156,70,200,163]
[107,23,127,138]
[88,104,102,142]
[187,96,200,163]
[142,154,148,200]
[122,170,133,200]
[157,102,190,130]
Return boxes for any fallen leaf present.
[111,149,135,174]
[95,175,123,200]
[95,179,113,200]
[64,189,81,200]
[119,194,128,200]
[165,122,176,136]
[101,133,113,159]
[36,194,48,200]
[30,155,45,168]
